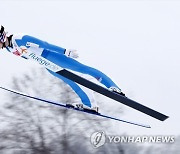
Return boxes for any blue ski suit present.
[6,34,119,107]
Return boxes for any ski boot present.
[109,86,126,96]
[74,103,99,113]
[66,103,83,109]
[75,103,84,109]
[75,103,100,114]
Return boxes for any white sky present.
[0,0,180,136]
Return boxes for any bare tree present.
[1,67,178,154]
[0,67,124,154]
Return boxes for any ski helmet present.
[0,25,7,43]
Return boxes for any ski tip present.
[135,123,151,128]
[146,125,151,129]
[165,115,169,120]
[160,115,169,121]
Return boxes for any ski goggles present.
[0,26,6,43]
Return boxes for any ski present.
[56,69,169,121]
[0,86,150,128]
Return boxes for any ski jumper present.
[6,34,120,107]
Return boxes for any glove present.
[65,49,79,58]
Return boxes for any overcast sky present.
[0,0,180,136]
